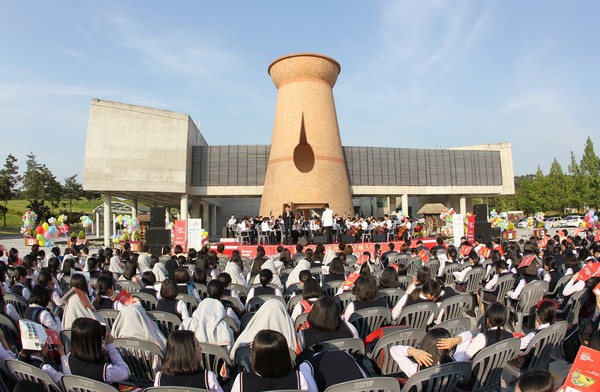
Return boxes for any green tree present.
[21,153,63,220]
[545,159,568,213]
[579,137,600,208]
[0,154,20,226]
[63,174,83,212]
[568,150,585,212]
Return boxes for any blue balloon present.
[48,226,56,234]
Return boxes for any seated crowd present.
[0,231,599,392]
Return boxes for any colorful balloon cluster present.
[439,208,456,237]
[201,229,209,245]
[80,215,93,227]
[582,209,598,229]
[116,214,140,235]
[489,209,510,231]
[20,210,38,236]
[33,218,61,248]
[57,214,70,235]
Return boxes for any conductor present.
[282,204,294,244]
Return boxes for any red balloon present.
[35,226,44,234]
[584,216,589,222]
[586,221,593,228]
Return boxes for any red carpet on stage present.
[210,238,439,258]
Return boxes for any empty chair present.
[310,338,365,355]
[403,361,471,392]
[454,269,486,296]
[116,280,141,293]
[378,288,405,309]
[113,338,164,387]
[148,310,182,338]
[397,276,413,292]
[62,374,120,392]
[480,273,515,308]
[0,314,20,353]
[322,281,343,298]
[334,292,356,314]
[348,307,391,341]
[545,274,572,299]
[6,359,62,392]
[3,293,27,318]
[425,259,440,279]
[437,294,472,323]
[97,309,120,331]
[430,317,472,337]
[508,280,548,333]
[396,303,438,330]
[198,342,234,384]
[555,289,585,325]
[370,329,426,376]
[440,264,464,286]
[456,338,520,392]
[324,376,400,392]
[132,291,158,311]
[505,321,568,377]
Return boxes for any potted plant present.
[130,231,142,251]
[67,232,77,248]
[76,230,87,246]
[502,221,517,240]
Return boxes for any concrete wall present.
[83,99,197,194]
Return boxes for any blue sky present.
[0,1,598,182]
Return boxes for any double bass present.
[396,225,407,240]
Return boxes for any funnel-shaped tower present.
[260,53,353,217]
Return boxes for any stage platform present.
[210,237,439,258]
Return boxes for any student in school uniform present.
[156,278,190,320]
[18,320,69,384]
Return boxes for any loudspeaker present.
[298,236,309,246]
[475,221,492,243]
[145,229,170,246]
[150,207,166,228]
[473,204,488,222]
[313,236,327,244]
[341,235,355,244]
[373,234,386,243]
[491,227,501,239]
[149,245,163,257]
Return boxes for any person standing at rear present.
[322,205,334,244]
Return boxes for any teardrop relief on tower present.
[293,113,315,173]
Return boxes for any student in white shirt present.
[457,302,513,361]
[390,327,472,377]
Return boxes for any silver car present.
[559,215,583,228]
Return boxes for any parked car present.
[545,216,562,228]
[516,218,529,228]
[559,215,584,228]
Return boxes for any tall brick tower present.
[259,53,353,218]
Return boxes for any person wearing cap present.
[18,319,69,383]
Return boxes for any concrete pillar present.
[131,197,138,218]
[401,194,409,216]
[210,204,217,237]
[202,202,209,233]
[95,212,100,236]
[103,193,111,247]
[112,214,117,239]
[259,53,353,217]
[180,194,189,222]
[460,196,467,216]
[192,198,201,219]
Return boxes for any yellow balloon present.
[42,222,49,231]
[39,239,46,246]
[581,221,587,228]
[114,238,120,244]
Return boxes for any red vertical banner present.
[174,220,187,251]
[467,214,475,244]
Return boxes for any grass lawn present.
[0,198,102,235]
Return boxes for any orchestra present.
[228,209,412,245]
